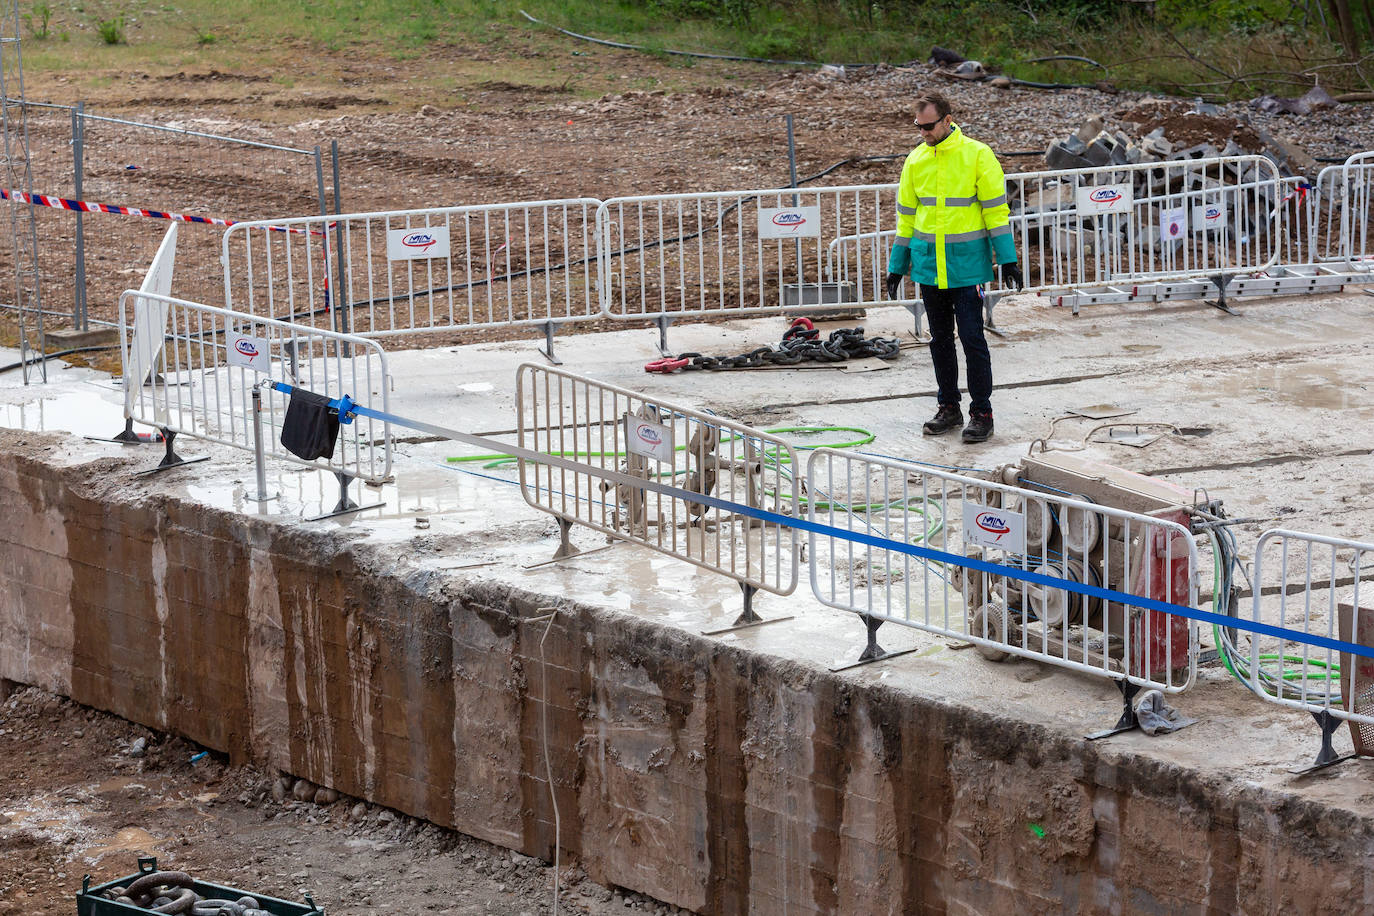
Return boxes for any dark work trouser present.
[920,283,992,415]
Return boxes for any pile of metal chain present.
[645,319,901,373]
[97,870,278,915]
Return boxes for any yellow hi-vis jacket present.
[887,124,1017,289]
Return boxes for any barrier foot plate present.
[1289,753,1357,776]
[539,320,563,366]
[1086,680,1143,741]
[523,543,614,570]
[702,614,794,637]
[95,418,146,445]
[654,314,676,357]
[830,613,916,670]
[830,646,917,672]
[134,455,209,477]
[1288,709,1357,775]
[308,500,385,522]
[133,429,207,477]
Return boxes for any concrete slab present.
[4,289,1374,911]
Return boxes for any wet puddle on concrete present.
[0,387,129,440]
[1215,361,1366,410]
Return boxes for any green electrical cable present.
[444,425,875,469]
[1210,528,1343,702]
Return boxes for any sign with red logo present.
[623,413,675,463]
[1074,183,1133,215]
[758,206,821,239]
[387,226,451,260]
[1191,203,1227,231]
[226,332,270,370]
[962,502,1026,553]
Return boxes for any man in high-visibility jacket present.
[885,90,1023,444]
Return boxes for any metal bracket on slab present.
[522,518,615,568]
[1288,709,1357,775]
[1087,680,1143,740]
[702,583,794,636]
[538,320,563,366]
[654,314,675,357]
[133,428,208,477]
[109,417,143,444]
[983,290,1006,338]
[308,470,384,521]
[901,302,929,344]
[830,613,917,672]
[1206,273,1242,316]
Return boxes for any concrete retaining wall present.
[3,432,1373,914]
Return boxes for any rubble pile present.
[1045,99,1317,177]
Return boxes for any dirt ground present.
[5,24,1374,914]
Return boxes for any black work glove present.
[885,272,904,300]
[1001,262,1024,291]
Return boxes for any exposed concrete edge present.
[3,429,1374,912]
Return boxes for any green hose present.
[445,425,874,470]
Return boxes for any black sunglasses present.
[915,116,946,131]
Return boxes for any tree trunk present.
[1328,0,1359,58]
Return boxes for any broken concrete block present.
[1075,116,1105,144]
[1084,138,1115,166]
[1142,136,1173,158]
[1255,127,1316,177]
[1062,133,1088,155]
[1171,143,1217,160]
[1046,141,1092,171]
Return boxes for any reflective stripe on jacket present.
[886,124,1016,289]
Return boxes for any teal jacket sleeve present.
[887,155,917,276]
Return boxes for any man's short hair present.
[913,91,952,119]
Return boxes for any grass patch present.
[12,0,1372,99]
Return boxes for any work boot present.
[962,411,994,443]
[922,404,964,436]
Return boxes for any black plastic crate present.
[78,856,322,916]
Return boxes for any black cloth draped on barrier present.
[281,389,340,460]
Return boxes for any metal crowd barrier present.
[1245,528,1374,769]
[222,199,603,360]
[514,363,799,629]
[805,447,1198,699]
[1005,156,1282,310]
[1340,150,1374,271]
[597,157,1284,340]
[597,185,910,351]
[117,290,392,484]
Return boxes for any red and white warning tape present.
[0,187,326,235]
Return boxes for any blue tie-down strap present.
[265,380,1374,663]
[267,381,356,425]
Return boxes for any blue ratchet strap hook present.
[265,380,357,425]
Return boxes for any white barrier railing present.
[1340,151,1374,271]
[1004,155,1282,296]
[597,158,1282,335]
[222,200,604,343]
[514,363,799,620]
[805,447,1198,692]
[1246,530,1374,741]
[118,290,392,483]
[598,184,901,323]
